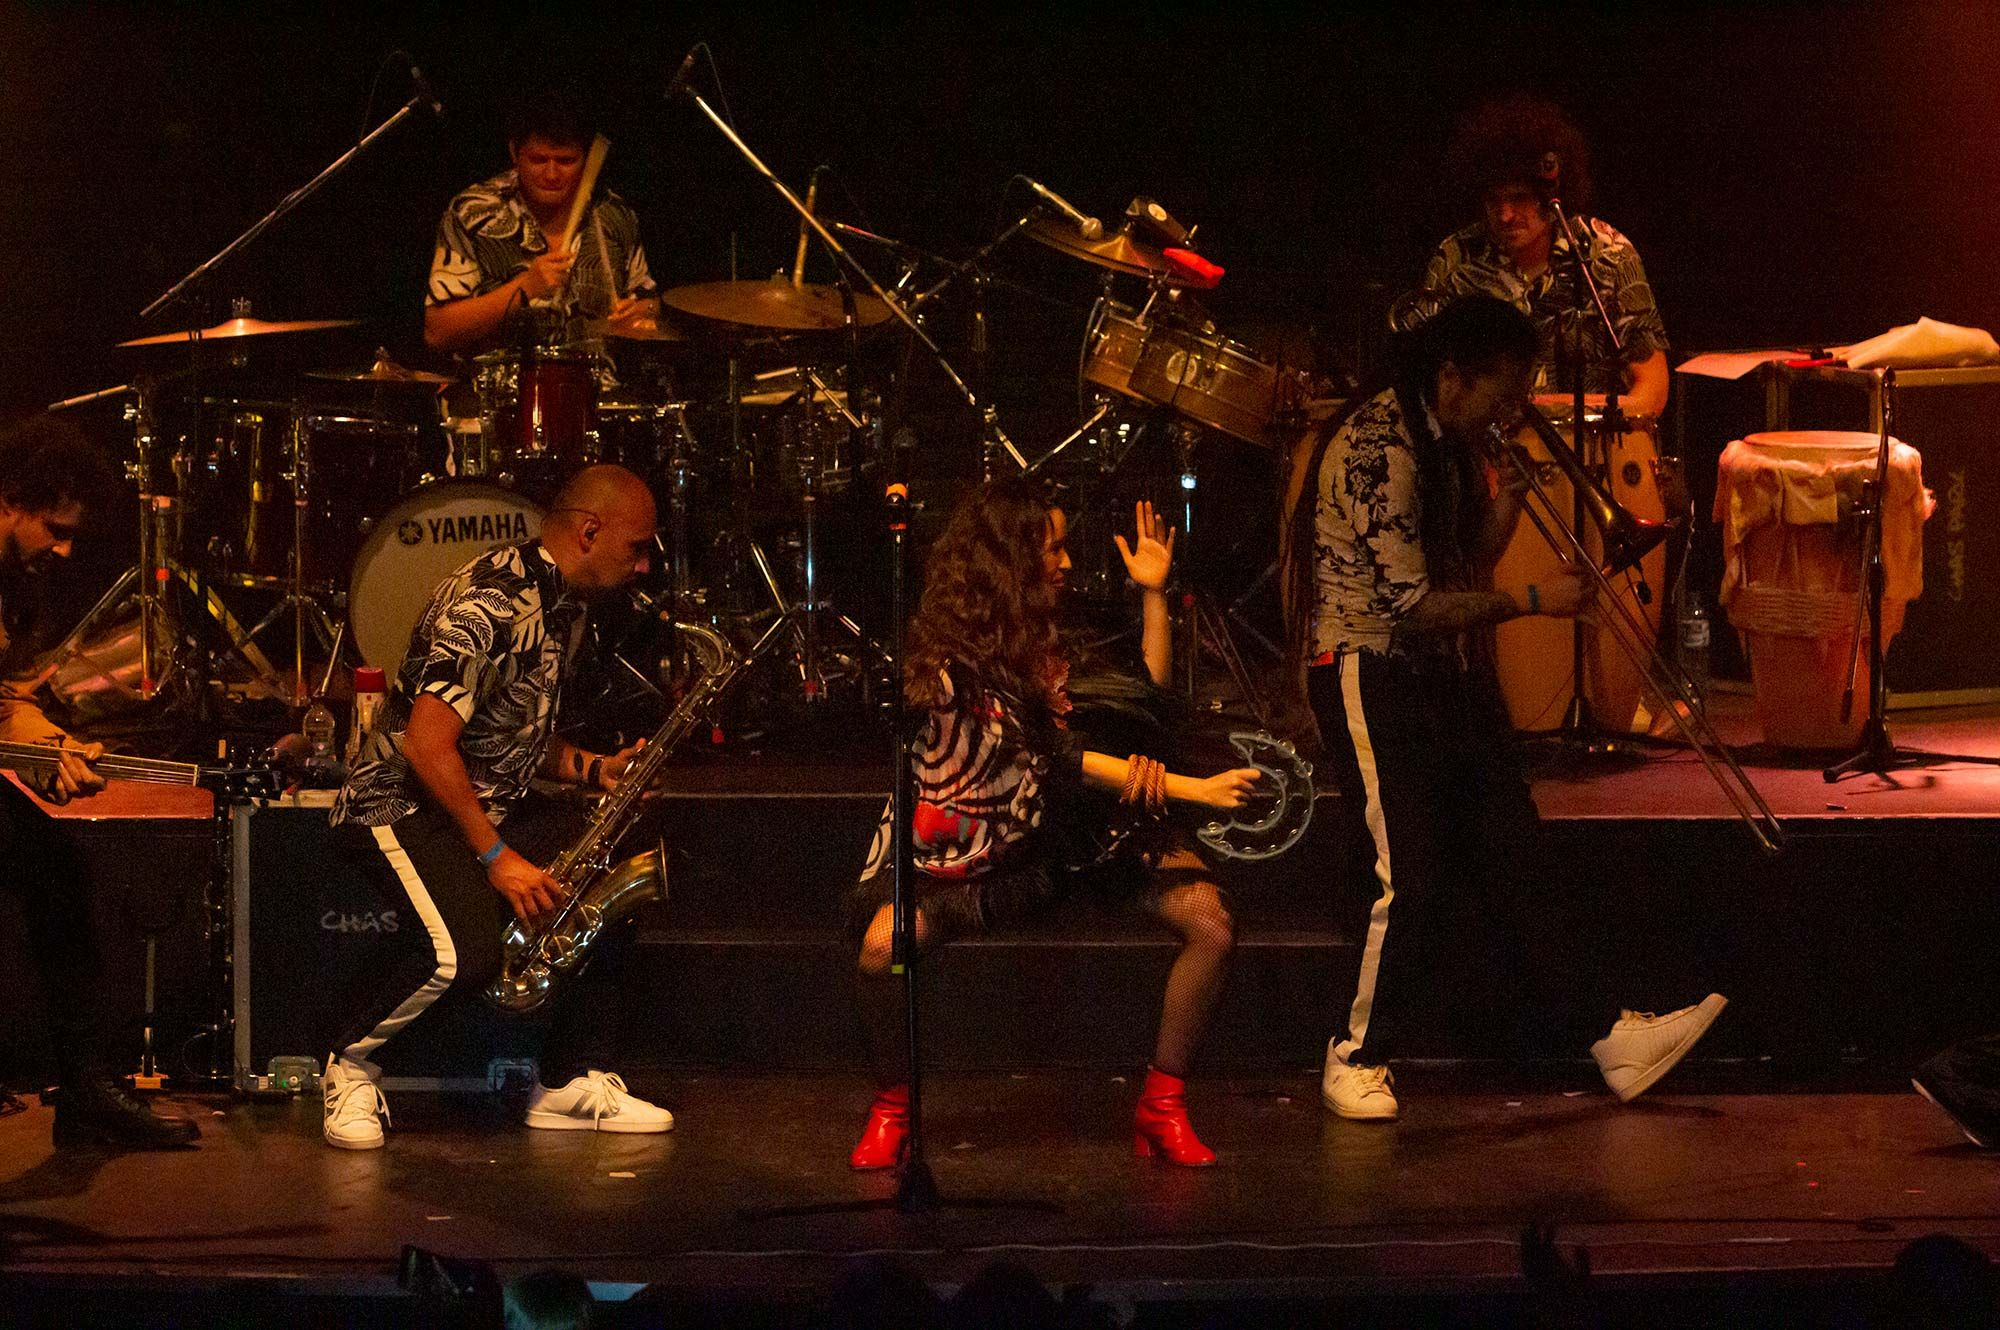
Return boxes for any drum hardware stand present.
[42,380,292,724]
[1169,423,1273,728]
[1823,370,2000,781]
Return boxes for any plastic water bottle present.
[302,697,338,771]
[1679,594,1712,712]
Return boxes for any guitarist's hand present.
[487,848,562,922]
[27,742,105,806]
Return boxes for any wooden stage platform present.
[1,1071,1996,1326]
[4,696,2000,1324]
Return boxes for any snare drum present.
[1492,409,1667,734]
[1129,325,1283,447]
[347,480,544,676]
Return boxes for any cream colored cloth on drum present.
[1836,317,2000,370]
[1714,436,1934,611]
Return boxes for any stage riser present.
[12,802,2000,1082]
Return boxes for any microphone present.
[405,56,443,117]
[1019,176,1102,240]
[663,47,698,102]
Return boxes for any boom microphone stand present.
[1822,371,2000,781]
[677,50,1052,1220]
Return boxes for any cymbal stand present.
[227,417,353,704]
[41,380,291,725]
[670,71,1024,477]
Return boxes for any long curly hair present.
[1444,92,1592,215]
[905,478,1065,714]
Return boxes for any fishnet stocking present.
[1143,852,1236,1078]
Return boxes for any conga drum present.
[1492,408,1668,733]
[1715,431,1932,749]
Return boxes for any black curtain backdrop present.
[2,0,1997,597]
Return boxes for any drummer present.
[1388,93,1669,418]
[424,87,661,355]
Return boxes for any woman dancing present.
[849,480,1259,1170]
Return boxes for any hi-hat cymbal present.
[1024,219,1180,280]
[661,279,891,333]
[118,316,361,348]
[306,351,454,385]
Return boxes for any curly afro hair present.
[1443,92,1592,215]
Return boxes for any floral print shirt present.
[1311,387,1464,659]
[1388,216,1668,396]
[426,169,655,345]
[331,542,584,828]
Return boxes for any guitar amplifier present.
[231,792,540,1092]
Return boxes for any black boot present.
[52,1075,201,1149]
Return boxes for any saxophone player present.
[322,465,672,1150]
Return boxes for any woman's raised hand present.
[1113,499,1177,592]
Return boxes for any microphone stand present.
[1538,194,1639,760]
[1822,371,2000,781]
[688,76,1053,1224]
[669,80,1027,473]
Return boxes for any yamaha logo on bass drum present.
[399,510,535,548]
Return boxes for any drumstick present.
[555,134,611,254]
[791,169,820,290]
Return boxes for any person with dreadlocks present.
[848,482,1258,1169]
[1282,295,1724,1123]
[1390,93,1670,418]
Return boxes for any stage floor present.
[2,1071,1995,1308]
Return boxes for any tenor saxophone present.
[485,621,744,1012]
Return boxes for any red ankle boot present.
[849,1084,910,1170]
[1134,1066,1217,1167]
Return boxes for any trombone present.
[1488,405,1786,855]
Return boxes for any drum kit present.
[39,174,1329,738]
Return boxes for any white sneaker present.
[523,1070,674,1134]
[1322,1062,1399,1121]
[1590,994,1728,1102]
[322,1056,388,1150]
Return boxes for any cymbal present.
[306,353,454,385]
[118,316,360,348]
[1024,219,1180,280]
[582,317,685,343]
[661,279,891,333]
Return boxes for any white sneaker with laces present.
[523,1070,675,1133]
[322,1055,389,1150]
[1590,994,1728,1102]
[1322,1061,1399,1121]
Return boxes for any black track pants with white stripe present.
[325,798,632,1082]
[1309,650,1607,1067]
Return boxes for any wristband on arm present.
[1526,583,1540,615]
[478,838,507,867]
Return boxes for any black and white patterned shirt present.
[331,541,585,828]
[1388,216,1668,396]
[427,169,656,345]
[1311,387,1469,659]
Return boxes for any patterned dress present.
[427,169,656,346]
[331,541,584,828]
[1388,217,1668,396]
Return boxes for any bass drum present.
[1492,410,1667,734]
[348,480,544,678]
